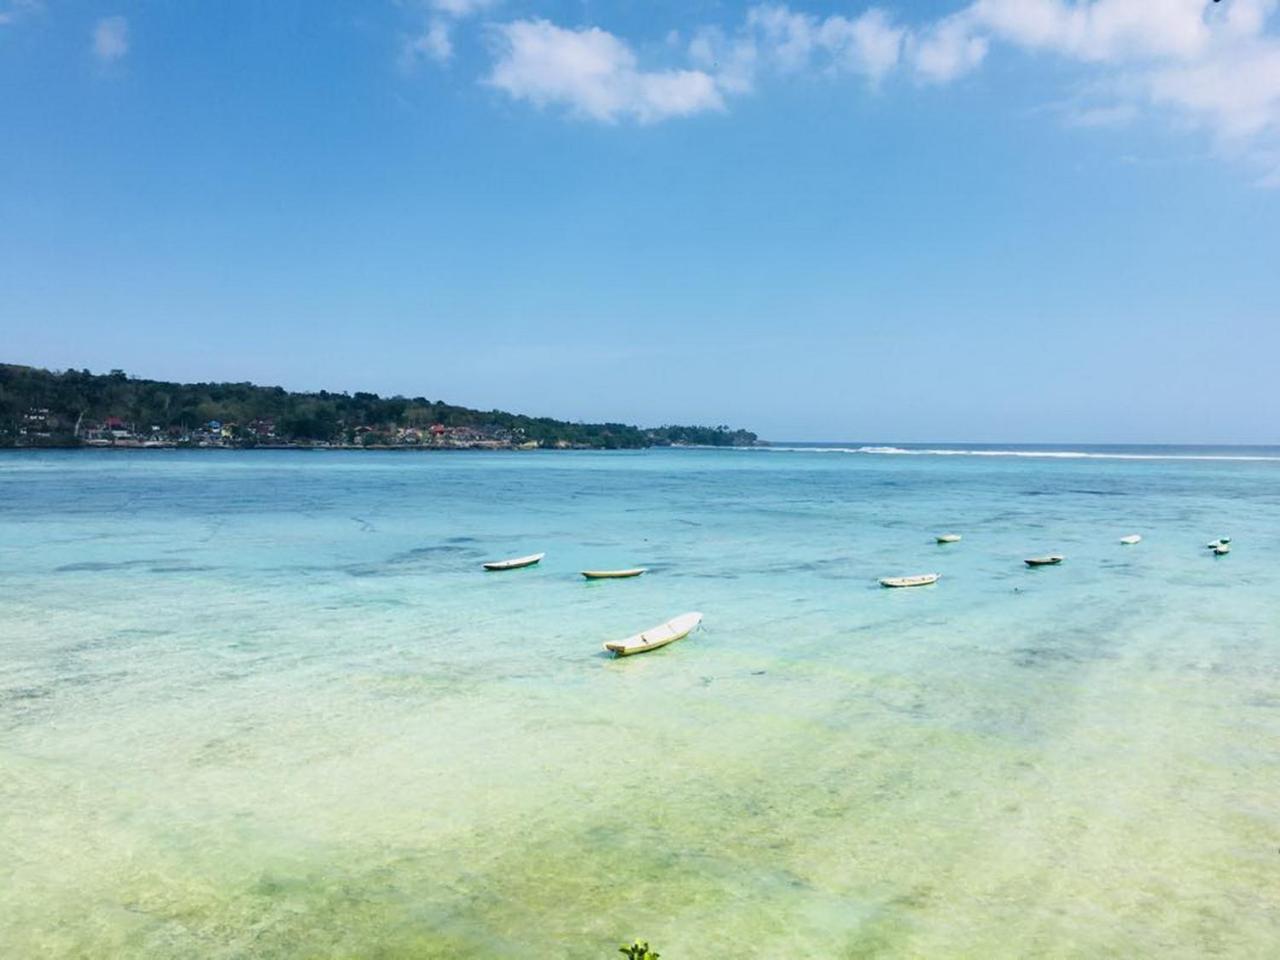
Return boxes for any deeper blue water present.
[2,446,1278,957]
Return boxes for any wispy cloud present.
[430,0,498,15]
[938,0,1280,183]
[908,12,989,83]
[403,18,454,65]
[0,0,40,27]
[92,15,128,63]
[402,0,501,67]
[399,0,1280,184]
[1064,101,1138,128]
[486,19,723,123]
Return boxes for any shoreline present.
[0,442,762,453]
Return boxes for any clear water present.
[2,447,1278,958]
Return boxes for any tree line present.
[0,364,758,449]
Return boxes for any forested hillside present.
[0,365,758,450]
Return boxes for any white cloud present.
[92,15,128,63]
[404,18,454,65]
[486,19,723,123]
[967,0,1212,62]
[402,0,500,68]
[693,4,905,89]
[1145,38,1280,140]
[688,25,759,95]
[418,0,1280,183]
[909,13,988,82]
[949,0,1280,182]
[430,0,497,15]
[822,9,907,82]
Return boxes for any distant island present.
[0,364,758,451]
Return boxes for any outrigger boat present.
[604,612,702,657]
[879,573,940,588]
[482,552,545,571]
[581,568,647,580]
[1024,555,1064,567]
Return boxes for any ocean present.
[2,445,1278,957]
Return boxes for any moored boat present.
[604,611,702,657]
[482,552,545,571]
[1025,555,1064,567]
[936,534,962,544]
[879,573,940,588]
[1213,543,1231,555]
[581,568,647,579]
[1119,534,1142,545]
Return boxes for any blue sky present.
[2,1,1279,442]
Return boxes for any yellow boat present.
[604,612,702,657]
[581,568,647,579]
[482,552,544,571]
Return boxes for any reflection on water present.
[2,448,1279,957]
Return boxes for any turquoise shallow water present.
[2,447,1279,958]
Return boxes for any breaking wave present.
[749,445,1280,462]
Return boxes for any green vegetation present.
[646,424,758,447]
[619,941,660,959]
[0,364,758,450]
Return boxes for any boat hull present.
[879,574,940,588]
[483,552,545,571]
[581,568,647,580]
[604,612,702,657]
[1025,556,1064,567]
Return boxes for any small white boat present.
[1213,543,1231,555]
[1119,535,1142,545]
[879,573,940,588]
[581,568,647,580]
[482,552,545,571]
[936,534,962,544]
[604,612,702,657]
[1025,555,1064,567]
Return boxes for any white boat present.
[604,612,702,657]
[1119,535,1142,545]
[581,568,647,580]
[936,534,962,544]
[1025,555,1064,567]
[1213,543,1231,555]
[879,573,940,588]
[482,552,545,571]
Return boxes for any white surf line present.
[736,445,1280,463]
